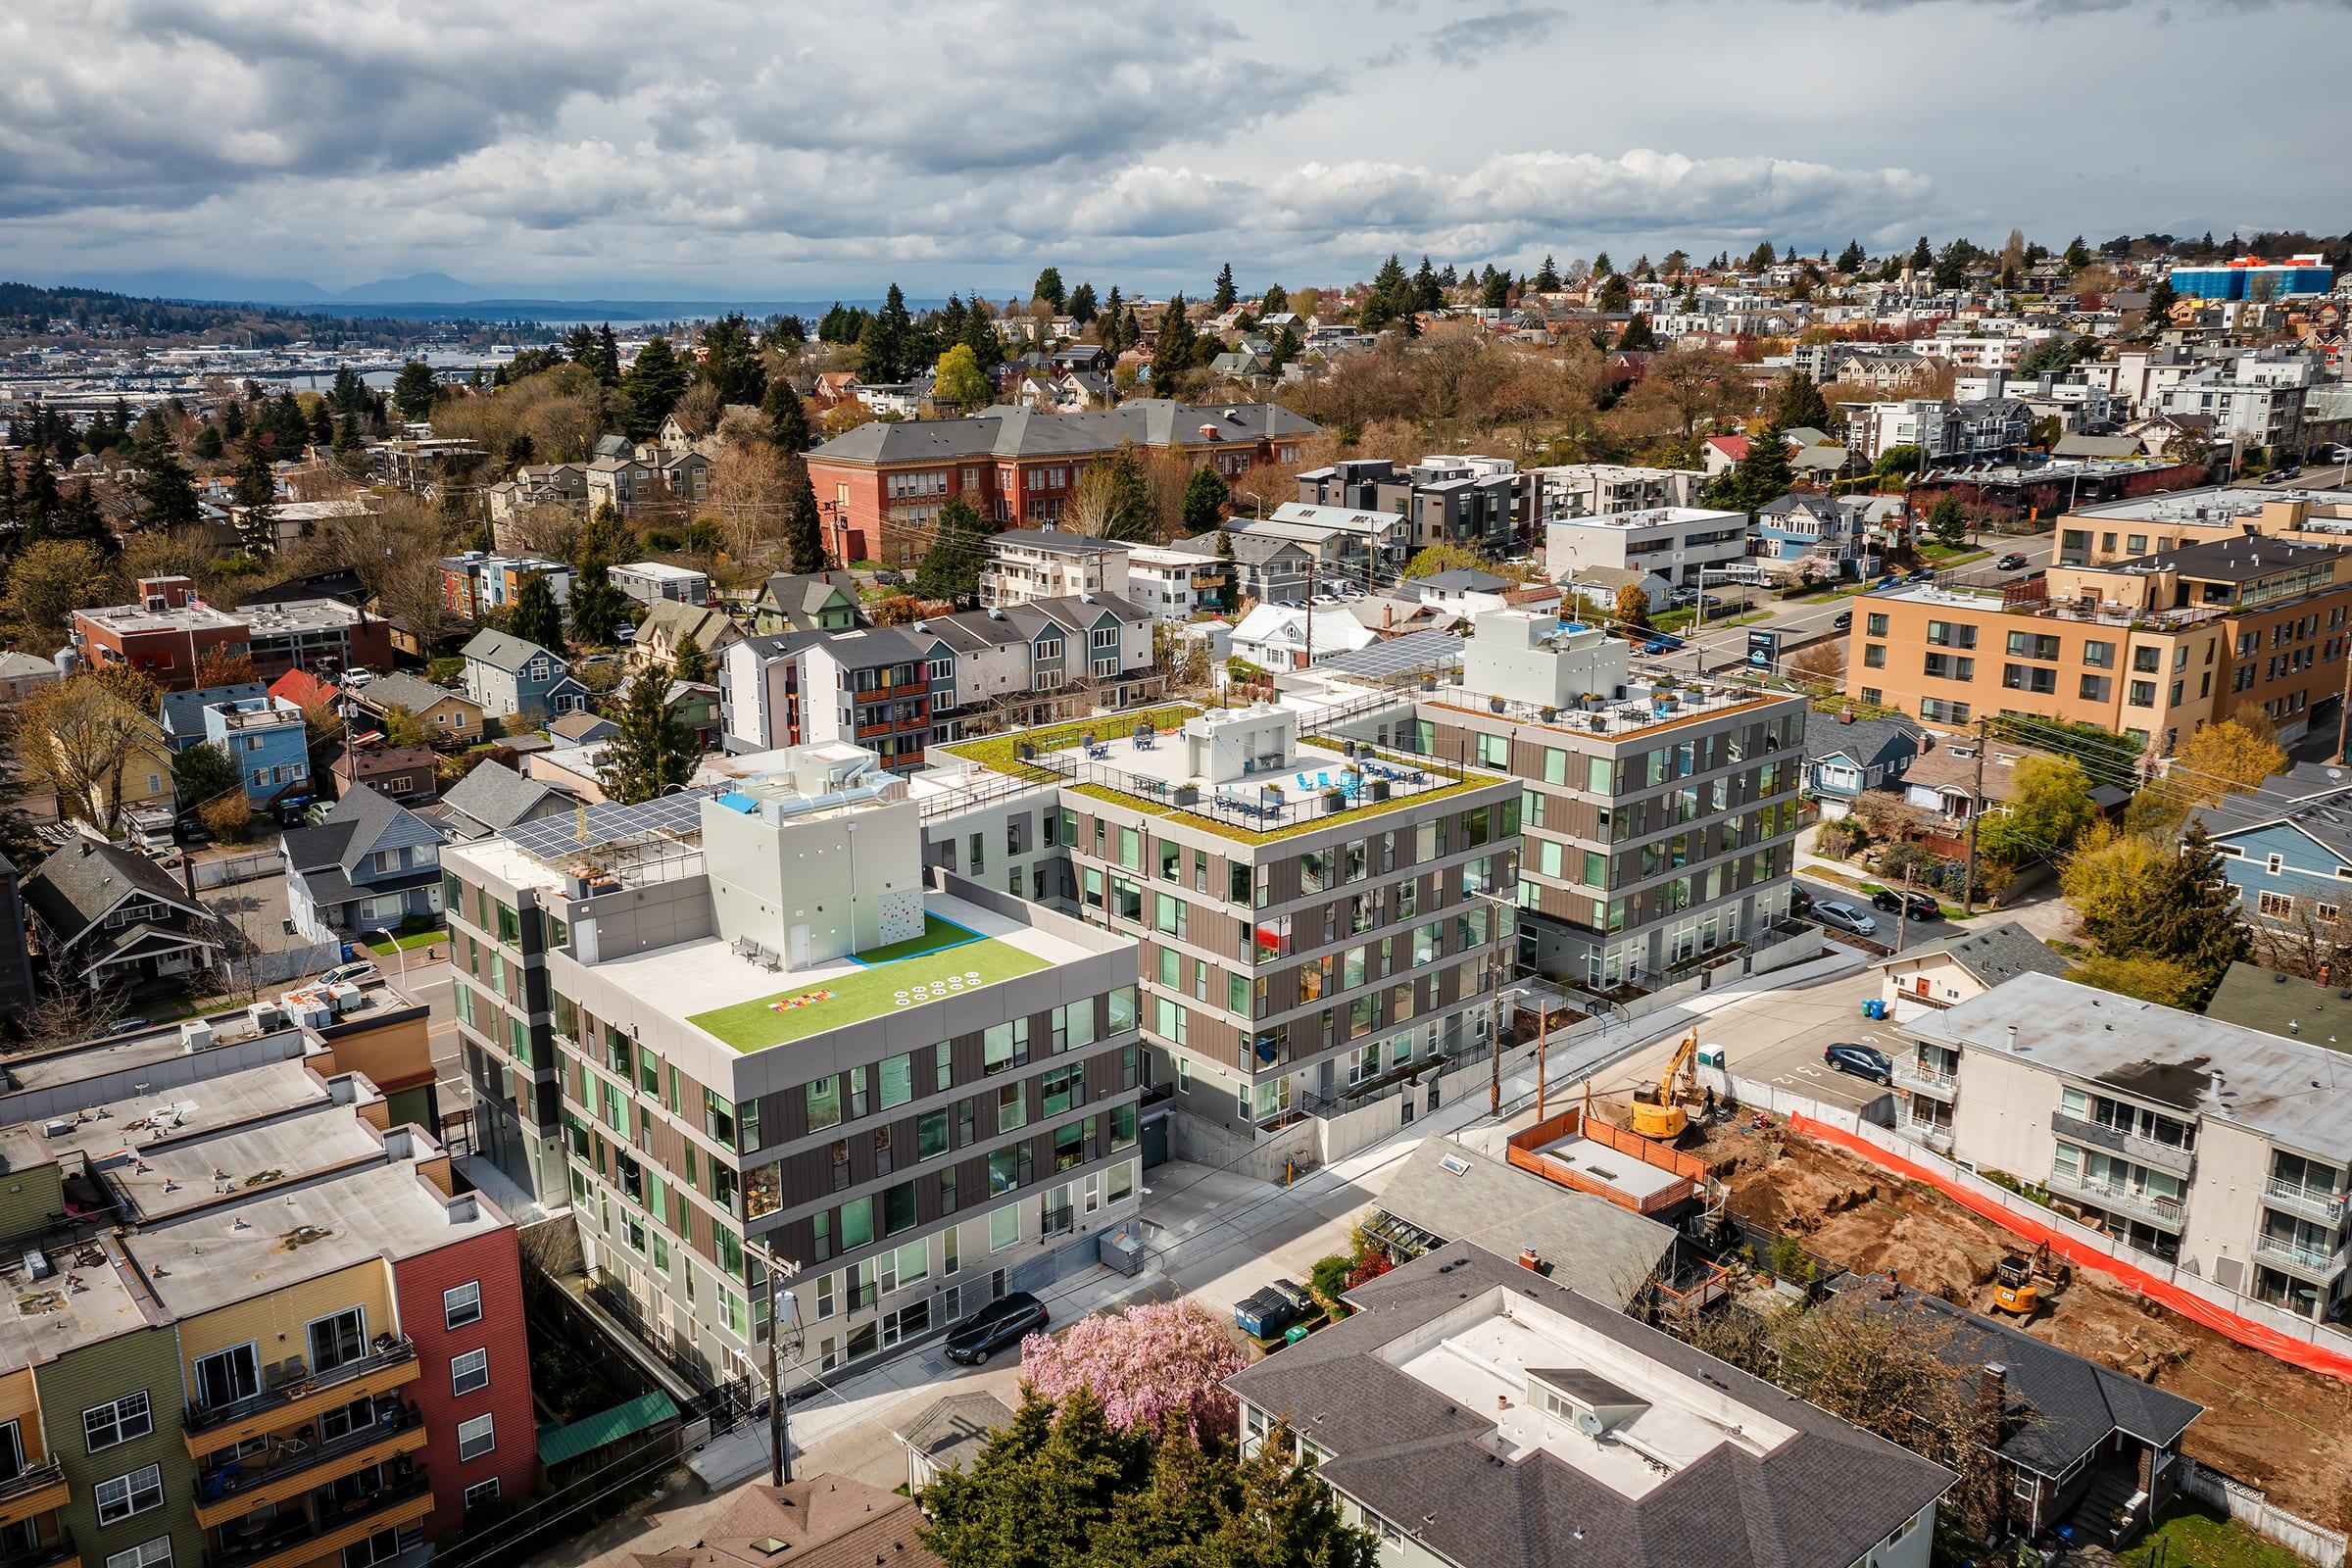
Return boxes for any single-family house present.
[461,629,591,722]
[332,742,439,804]
[2195,763,2352,938]
[751,570,863,635]
[354,670,486,749]
[1700,433,1750,475]
[280,784,448,942]
[547,710,619,749]
[0,652,61,706]
[1803,710,1923,811]
[201,693,313,806]
[439,759,576,839]
[631,600,743,673]
[268,666,342,714]
[1874,919,2068,1024]
[1755,493,1871,574]
[158,681,269,754]
[1229,603,1378,671]
[23,838,222,993]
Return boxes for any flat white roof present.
[1526,1132,1688,1203]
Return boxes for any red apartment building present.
[72,575,392,689]
[390,1210,542,1532]
[804,398,1321,565]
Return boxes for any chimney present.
[1978,1362,2008,1420]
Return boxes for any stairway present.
[2068,1466,2146,1547]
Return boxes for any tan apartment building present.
[1843,533,2352,753]
[2056,486,2352,567]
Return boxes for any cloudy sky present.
[2,0,2345,302]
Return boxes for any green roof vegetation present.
[944,706,1204,782]
[688,922,1051,1051]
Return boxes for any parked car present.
[1811,900,1878,936]
[1235,1280,1314,1339]
[1871,889,1940,921]
[1905,566,1936,582]
[319,961,381,988]
[274,794,317,828]
[942,1291,1049,1365]
[1995,553,2030,571]
[1642,634,1685,655]
[1824,1042,1894,1084]
[1875,574,1900,588]
[874,568,905,586]
[1789,885,1815,916]
[1832,610,1852,631]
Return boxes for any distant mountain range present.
[29,269,914,321]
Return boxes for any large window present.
[877,1053,913,1111]
[443,1281,482,1330]
[451,1348,490,1397]
[457,1414,496,1463]
[95,1464,163,1525]
[83,1392,152,1453]
[192,1344,260,1410]
[104,1540,171,1568]
[308,1307,367,1372]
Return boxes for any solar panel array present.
[504,786,724,860]
[1318,630,1463,680]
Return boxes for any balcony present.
[2049,1110,2196,1177]
[193,1402,427,1529]
[0,1462,68,1532]
[2264,1178,2351,1227]
[0,1530,74,1568]
[1892,1058,1958,1101]
[205,1470,430,1568]
[2253,1235,2350,1287]
[1890,1119,1954,1155]
[184,1338,418,1450]
[2045,1168,2185,1232]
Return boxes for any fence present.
[1712,1070,2352,1380]
[192,851,280,890]
[2178,1458,2348,1568]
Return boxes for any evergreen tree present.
[761,380,812,455]
[957,298,1004,371]
[670,631,711,682]
[192,425,223,462]
[597,322,622,385]
[1261,282,1290,315]
[57,479,107,547]
[1363,254,1409,328]
[132,440,199,531]
[1032,268,1067,312]
[331,412,363,465]
[914,498,989,605]
[1771,372,1834,433]
[2063,234,2091,270]
[2143,278,2179,326]
[1212,264,1238,312]
[858,284,917,383]
[1927,493,1968,548]
[510,572,566,653]
[2088,825,2246,1004]
[1437,263,1457,289]
[567,556,628,647]
[564,324,599,367]
[698,312,766,407]
[1703,424,1794,514]
[1482,269,1511,310]
[0,454,15,535]
[1933,240,1972,291]
[598,666,698,804]
[1100,444,1157,543]
[1837,238,1867,273]
[1411,257,1441,313]
[1066,282,1099,325]
[1909,235,1934,270]
[1615,314,1656,351]
[1180,465,1228,535]
[781,456,826,574]
[391,361,439,421]
[1266,325,1302,372]
[1592,250,1612,277]
[1596,274,1630,314]
[1533,253,1561,292]
[1150,296,1197,389]
[308,400,332,446]
[619,335,690,440]
[231,430,276,555]
[578,501,635,565]
[1099,286,1126,354]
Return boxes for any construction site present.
[1665,1102,2352,1530]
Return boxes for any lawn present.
[2120,1501,2310,1568]
[687,921,1049,1051]
[365,926,448,954]
[945,705,1203,783]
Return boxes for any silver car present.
[1811,900,1878,937]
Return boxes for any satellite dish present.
[1576,1411,1605,1437]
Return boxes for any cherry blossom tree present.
[1018,1298,1250,1444]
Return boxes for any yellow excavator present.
[1630,1029,1701,1142]
[1992,1244,2067,1318]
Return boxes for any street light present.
[358,927,410,978]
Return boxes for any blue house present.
[158,681,268,753]
[461,629,591,723]
[1803,710,1923,815]
[201,693,312,805]
[1756,494,1870,576]
[2197,763,2352,934]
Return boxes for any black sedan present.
[1824,1042,1894,1085]
[1871,889,1940,921]
[1905,566,1936,582]
[1995,553,2031,571]
[942,1291,1049,1365]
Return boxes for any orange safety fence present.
[1790,1113,2352,1382]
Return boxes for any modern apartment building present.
[915,702,1522,1166]
[2155,359,2315,454]
[1226,1243,1953,1568]
[610,563,711,609]
[1528,463,1703,521]
[1295,455,1531,554]
[71,578,393,691]
[439,747,1144,1393]
[1542,506,1751,605]
[2169,255,2334,300]
[1415,612,1805,990]
[0,979,528,1568]
[1891,971,2352,1322]
[976,531,1131,610]
[1843,397,2033,467]
[2052,487,2352,568]
[1843,534,2352,751]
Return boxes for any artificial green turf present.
[847,912,980,965]
[688,931,1051,1051]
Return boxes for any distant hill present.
[334,271,496,304]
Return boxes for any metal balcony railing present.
[1892,1059,1957,1099]
[196,1400,421,1499]
[0,1460,63,1506]
[203,1470,427,1568]
[2049,1111,2195,1177]
[185,1338,416,1434]
[2253,1235,2350,1283]
[2263,1178,2350,1226]
[2044,1169,2185,1231]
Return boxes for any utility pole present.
[1303,560,1317,669]
[1535,1001,1553,1121]
[1961,715,1989,917]
[2333,636,2352,762]
[761,1246,800,1488]
[1487,947,1502,1115]
[1896,861,1914,953]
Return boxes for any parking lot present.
[1588,965,1901,1117]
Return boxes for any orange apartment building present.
[1843,533,2352,755]
[2055,485,2352,568]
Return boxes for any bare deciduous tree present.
[14,677,161,838]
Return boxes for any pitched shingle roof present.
[463,629,564,674]
[808,399,1320,466]
[361,672,472,714]
[24,839,200,937]
[1876,919,2066,988]
[442,760,568,837]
